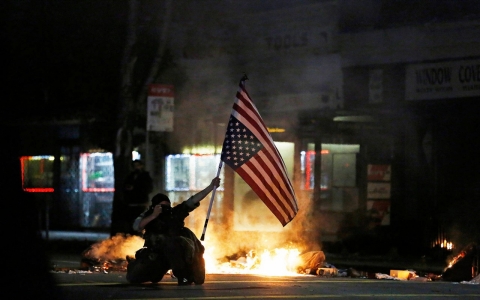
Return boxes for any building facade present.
[18,1,480,255]
[163,0,480,254]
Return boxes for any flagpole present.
[200,160,223,241]
[200,74,249,241]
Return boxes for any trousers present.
[126,228,205,285]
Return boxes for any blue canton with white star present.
[221,116,263,170]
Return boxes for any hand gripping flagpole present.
[200,160,223,241]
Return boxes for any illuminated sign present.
[20,155,55,193]
[147,84,174,132]
[80,152,115,192]
[267,127,286,133]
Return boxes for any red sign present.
[367,164,391,181]
[147,84,174,132]
[148,84,174,97]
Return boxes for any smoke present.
[82,234,144,262]
[184,193,321,263]
[82,186,321,268]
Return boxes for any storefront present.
[21,152,115,230]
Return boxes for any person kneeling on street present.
[126,176,221,285]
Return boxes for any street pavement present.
[52,271,480,299]
[43,230,447,275]
[37,231,480,299]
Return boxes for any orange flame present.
[204,244,302,276]
[83,234,307,276]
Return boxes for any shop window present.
[80,152,115,192]
[79,152,115,228]
[332,153,356,187]
[20,155,55,192]
[300,144,330,190]
[300,143,316,190]
[165,154,225,227]
[321,144,359,212]
[165,154,224,191]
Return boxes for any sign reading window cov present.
[406,59,480,100]
[147,84,174,132]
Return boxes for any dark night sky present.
[5,0,480,126]
[2,0,290,124]
[3,1,128,124]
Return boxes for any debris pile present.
[80,234,144,272]
[50,235,479,284]
[441,243,479,282]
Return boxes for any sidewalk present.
[42,230,111,269]
[41,230,110,242]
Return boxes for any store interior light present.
[333,115,375,122]
[132,151,141,160]
[182,146,217,155]
[268,127,286,133]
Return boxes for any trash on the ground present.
[316,267,337,277]
[375,273,401,280]
[53,237,479,283]
[78,234,143,272]
[441,243,479,282]
[390,270,416,280]
[57,269,93,274]
[459,273,480,284]
[296,251,326,275]
[472,273,480,283]
[81,257,128,272]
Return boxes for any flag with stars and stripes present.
[220,78,299,226]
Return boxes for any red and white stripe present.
[227,81,298,226]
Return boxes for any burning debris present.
[80,234,144,272]
[441,243,479,282]
[75,234,330,276]
[53,233,479,284]
[212,250,326,276]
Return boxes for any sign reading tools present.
[147,84,174,132]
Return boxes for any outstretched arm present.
[187,177,221,206]
[133,205,162,231]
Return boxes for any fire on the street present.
[204,245,301,275]
[81,234,306,276]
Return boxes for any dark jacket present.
[124,170,153,205]
[141,200,204,255]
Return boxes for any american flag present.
[220,77,299,226]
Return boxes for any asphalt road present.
[52,271,480,300]
[37,236,478,299]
